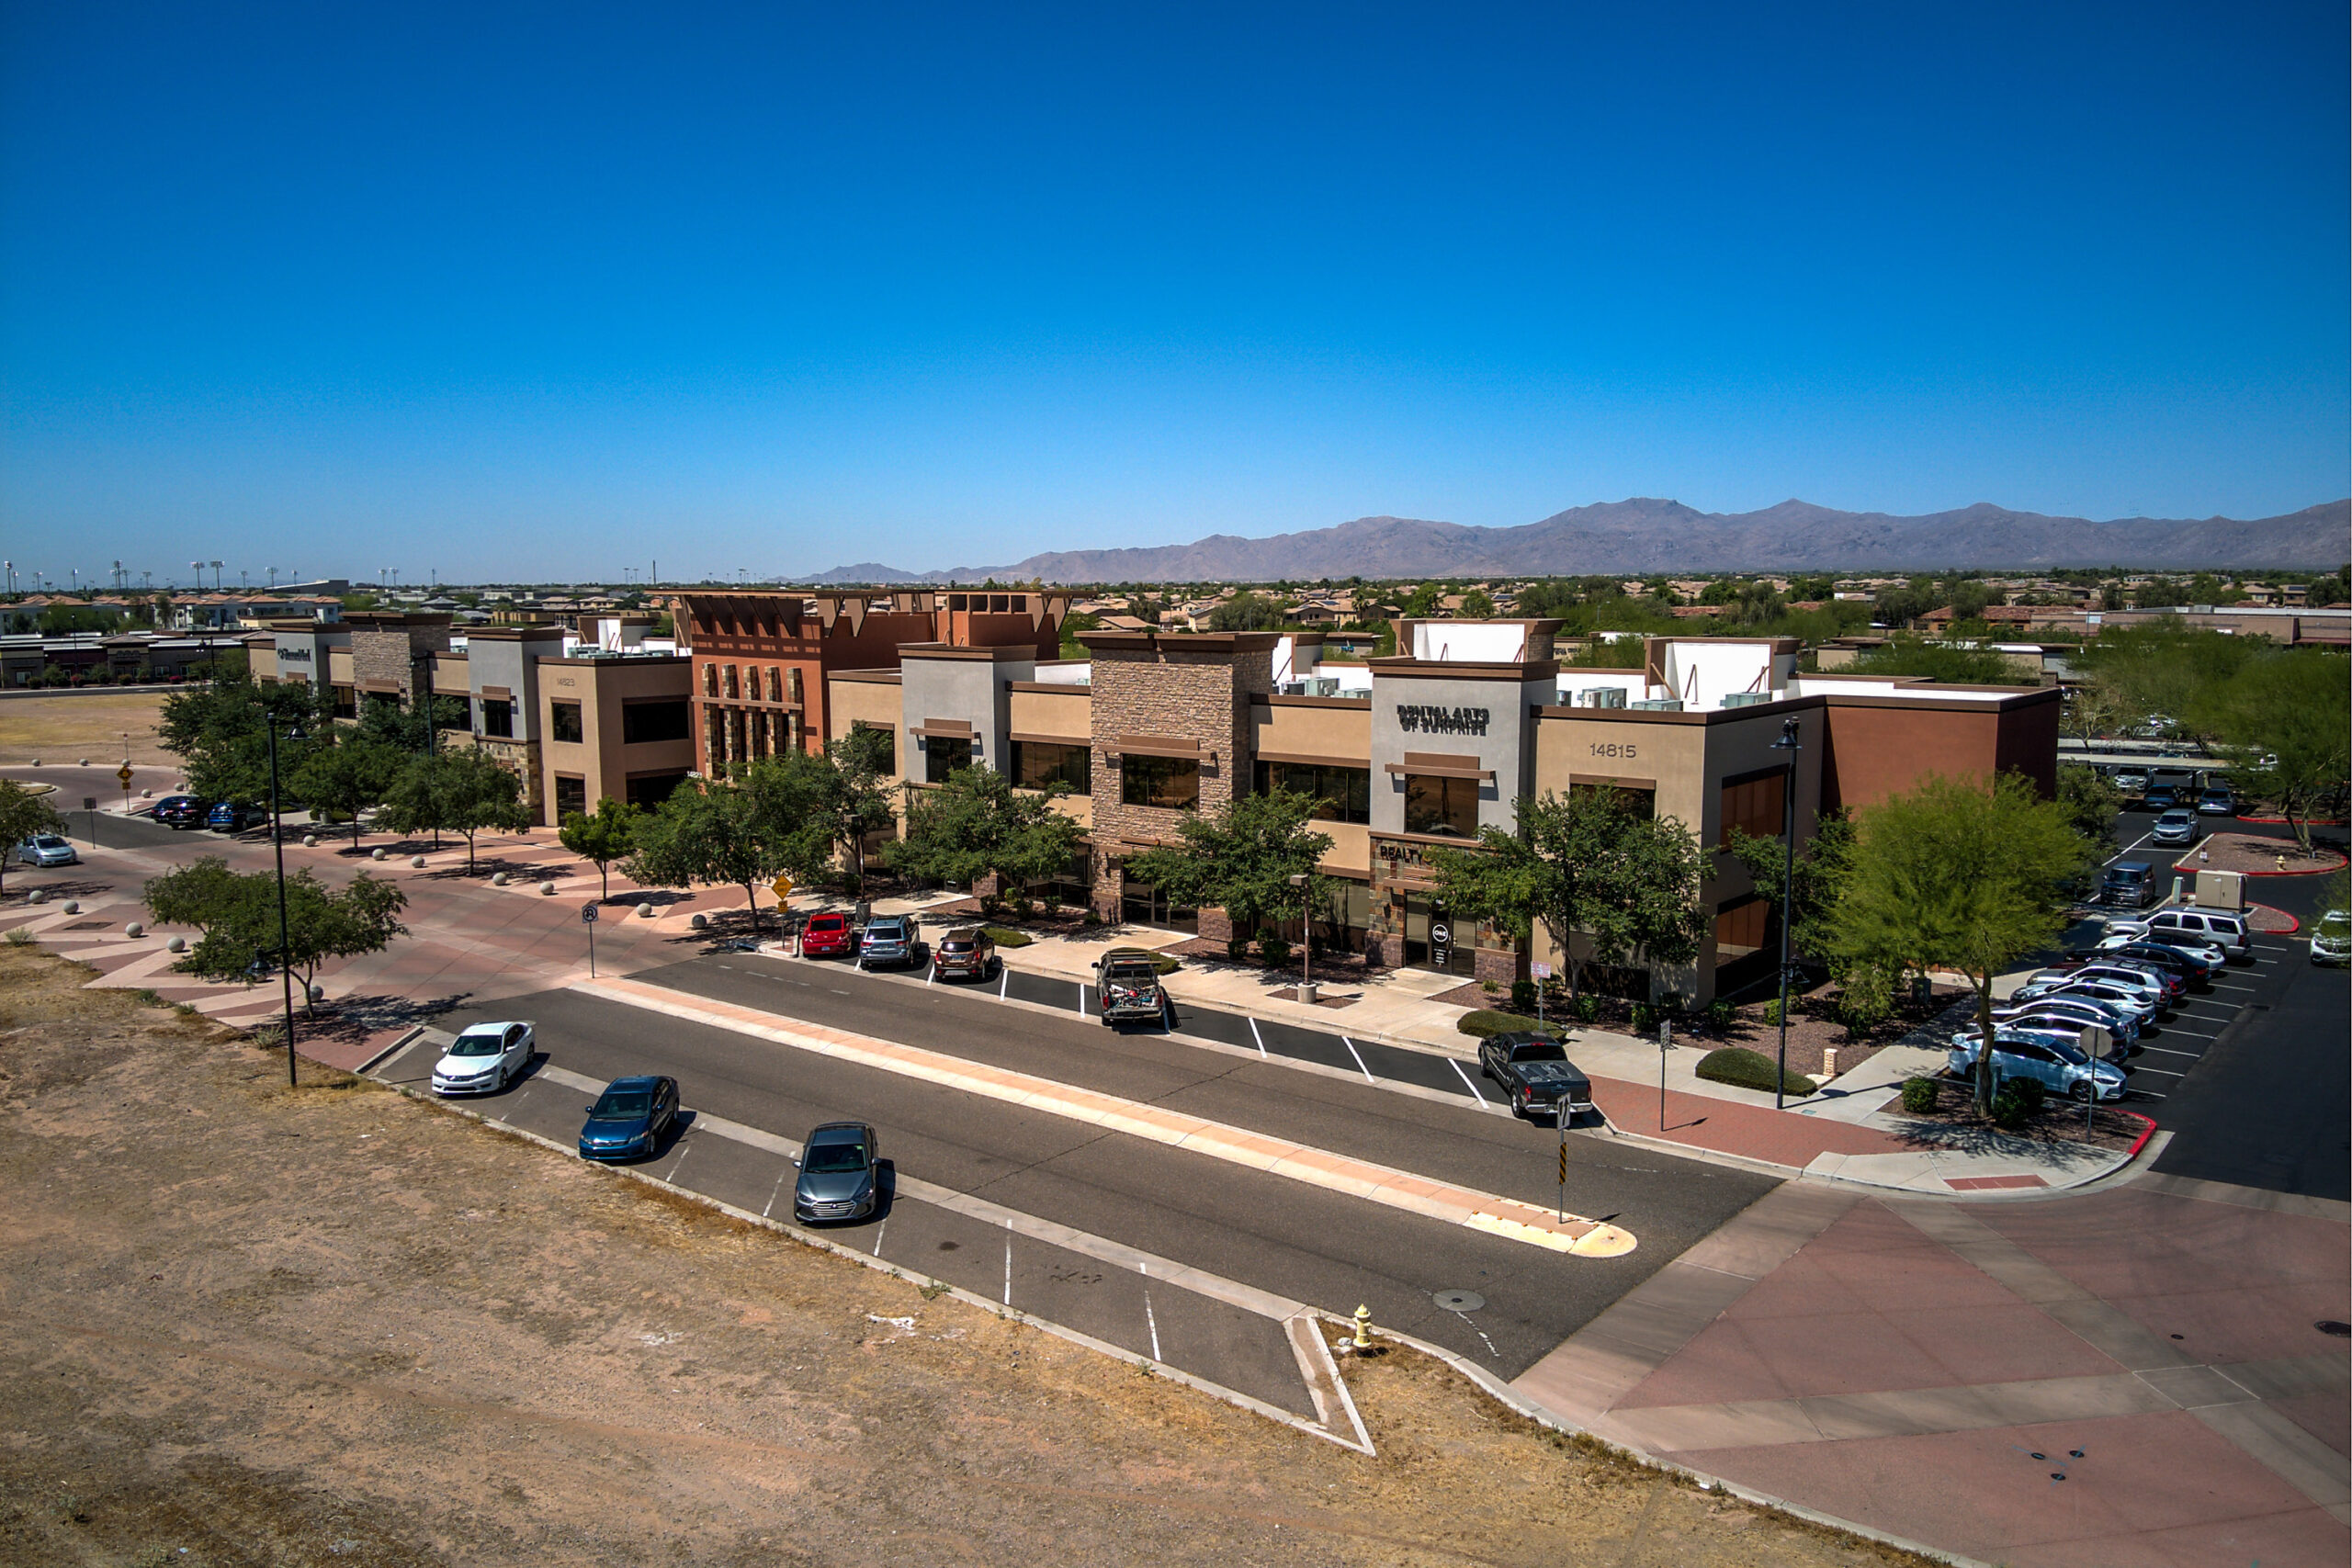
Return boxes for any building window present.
[924,735,974,784]
[1719,767,1789,844]
[553,774,588,821]
[1255,760,1369,823]
[550,701,583,744]
[480,698,514,739]
[787,667,804,705]
[1404,774,1479,837]
[622,700,692,745]
[1121,754,1199,810]
[1712,894,1780,991]
[764,667,781,703]
[849,719,894,774]
[627,771,687,808]
[331,685,356,719]
[723,665,741,699]
[1012,739,1090,795]
[702,664,718,696]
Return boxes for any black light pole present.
[1770,717,1801,1109]
[266,712,306,1088]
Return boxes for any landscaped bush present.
[1899,1076,1940,1114]
[1149,952,1180,975]
[1990,1079,2043,1131]
[1455,1009,1544,1039]
[1694,1046,1818,1097]
[1257,930,1290,967]
[1761,998,1784,1026]
[982,925,1032,947]
[1703,999,1735,1032]
[1510,979,1539,1014]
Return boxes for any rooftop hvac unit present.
[1578,687,1628,708]
[1630,698,1683,712]
[1720,692,1770,708]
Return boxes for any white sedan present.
[431,1021,535,1096]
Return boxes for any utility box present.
[1578,687,1628,708]
[2193,870,2246,911]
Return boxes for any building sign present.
[279,646,311,662]
[1396,704,1489,736]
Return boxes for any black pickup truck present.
[1477,1031,1594,1122]
[1094,948,1169,1028]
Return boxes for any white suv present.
[2111,908,2251,962]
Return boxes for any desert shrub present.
[1704,999,1735,1031]
[1570,993,1602,1023]
[1510,978,1538,1013]
[1258,930,1290,968]
[1761,998,1785,1026]
[1455,1009,1545,1039]
[1226,936,1250,963]
[1694,1046,1818,1097]
[1899,1076,1940,1115]
[1990,1078,2044,1130]
[1148,952,1180,975]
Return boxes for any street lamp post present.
[1287,872,1313,999]
[266,712,307,1088]
[1770,717,1801,1109]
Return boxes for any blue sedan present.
[578,1075,680,1161]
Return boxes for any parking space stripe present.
[2132,1066,2188,1077]
[1248,1017,1268,1057]
[1340,1037,1375,1083]
[1449,1058,1488,1105]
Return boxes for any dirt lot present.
[0,691,177,766]
[0,946,1929,1568]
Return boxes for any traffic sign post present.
[582,900,600,976]
[1659,1015,1673,1131]
[117,764,133,822]
[1531,960,1552,1028]
[83,796,97,844]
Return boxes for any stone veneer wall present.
[347,623,451,704]
[1086,638,1273,929]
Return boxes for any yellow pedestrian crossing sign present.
[770,875,794,900]
[116,765,134,785]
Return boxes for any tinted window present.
[1122,754,1199,810]
[1256,760,1370,824]
[1013,739,1091,795]
[1511,1041,1567,1062]
[550,700,583,744]
[924,736,973,784]
[1405,773,1479,836]
[480,698,514,739]
[451,1033,503,1055]
[803,1143,868,1173]
[623,700,692,745]
[808,916,846,931]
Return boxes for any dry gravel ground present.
[0,692,178,766]
[0,946,1933,1568]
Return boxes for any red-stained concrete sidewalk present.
[1515,1176,2351,1567]
[1588,1075,1918,1169]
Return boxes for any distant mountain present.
[804,562,929,586]
[812,498,2349,584]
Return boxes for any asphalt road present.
[2095,806,2349,1201]
[426,953,1778,1382]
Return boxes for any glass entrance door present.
[1401,896,1475,976]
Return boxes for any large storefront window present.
[1256,760,1370,823]
[924,735,974,784]
[1404,773,1479,838]
[552,774,588,821]
[1121,878,1198,933]
[623,700,692,744]
[1121,754,1198,810]
[1012,739,1091,795]
[1713,894,1780,993]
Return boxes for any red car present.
[799,912,854,960]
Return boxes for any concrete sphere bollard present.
[309,985,325,1002]
[125,921,143,938]
[78,759,89,766]
[690,913,709,930]
[638,902,657,919]
[28,759,39,767]
[492,871,510,886]
[166,935,187,953]
[411,855,427,869]
[539,881,556,895]
[303,834,320,848]
[28,888,48,905]
[62,900,81,915]
[141,788,153,798]
[372,847,388,862]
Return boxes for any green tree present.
[885,764,1085,901]
[159,667,328,807]
[1123,789,1334,957]
[2194,649,2350,853]
[1457,589,1497,619]
[1849,637,2033,686]
[2054,766,2125,854]
[1823,773,2097,1113]
[288,734,403,851]
[377,749,532,872]
[1205,592,1288,632]
[625,778,791,931]
[1724,811,1856,966]
[0,781,67,897]
[559,796,645,902]
[143,857,408,1015]
[2077,622,2265,742]
[1425,787,1710,1002]
[1400,582,1445,617]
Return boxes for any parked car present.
[153,795,206,829]
[1992,994,2142,1045]
[2008,972,2159,1024]
[1995,1013,2139,1059]
[2196,787,2236,817]
[1478,1031,1595,1121]
[931,927,998,981]
[2086,938,2220,986]
[2110,908,2252,962]
[792,1121,880,1223]
[2070,959,2182,1001]
[798,911,856,960]
[13,833,78,868]
[2100,861,2156,908]
[2143,787,2179,813]
[857,914,923,970]
[2150,808,2199,845]
[2312,909,2350,966]
[207,801,266,832]
[2112,770,2150,795]
[577,1075,680,1161]
[430,1021,535,1096]
[1948,1032,2127,1102]
[1094,947,1169,1027]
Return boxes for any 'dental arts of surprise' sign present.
[1396,705,1489,736]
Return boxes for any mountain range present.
[803,497,2349,585]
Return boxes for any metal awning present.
[906,717,974,741]
[1111,734,1201,760]
[1381,750,1495,782]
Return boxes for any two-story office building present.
[250,613,696,825]
[829,620,2061,1005]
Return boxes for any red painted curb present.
[2246,902,2301,935]
[2120,1110,2158,1160]
[2236,814,2351,827]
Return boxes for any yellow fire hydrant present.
[1351,1303,1374,1352]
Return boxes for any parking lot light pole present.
[1771,718,1801,1110]
[1287,873,1311,994]
[266,714,305,1088]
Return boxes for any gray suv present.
[857,915,924,970]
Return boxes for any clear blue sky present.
[4,2,2345,585]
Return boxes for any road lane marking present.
[1142,1261,1163,1362]
[1340,1037,1375,1083]
[1448,1058,1488,1104]
[575,976,1634,1257]
[2132,1066,2188,1077]
[1248,1017,1268,1057]
[1003,1219,1013,1305]
[872,1219,887,1257]
[763,1169,790,1218]
[2137,1047,2202,1059]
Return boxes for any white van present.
[2114,908,2251,961]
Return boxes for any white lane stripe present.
[1003,1219,1013,1305]
[2136,1046,2202,1058]
[872,1219,888,1257]
[1448,1058,1489,1105]
[1078,981,1087,1016]
[762,1169,790,1219]
[1248,1017,1268,1057]
[2132,1066,2188,1077]
[1340,1036,1375,1083]
[1142,1261,1162,1362]
[999,967,1010,1000]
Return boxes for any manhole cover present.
[1432,1290,1486,1314]
[2318,1320,2350,1338]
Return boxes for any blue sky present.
[3,2,2345,585]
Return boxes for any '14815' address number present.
[1588,741,1637,760]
